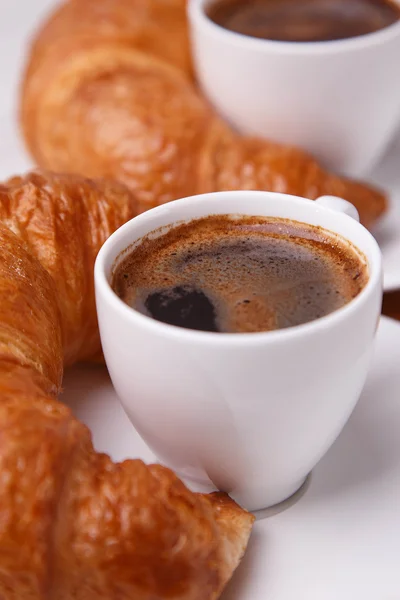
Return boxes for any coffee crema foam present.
[113,215,368,334]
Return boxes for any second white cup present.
[188,0,400,176]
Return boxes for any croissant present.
[20,0,387,230]
[0,171,254,599]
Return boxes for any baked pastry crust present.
[0,171,254,600]
[20,0,387,228]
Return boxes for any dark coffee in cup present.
[112,215,368,333]
[206,0,400,43]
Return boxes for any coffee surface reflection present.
[113,215,368,333]
[206,0,400,43]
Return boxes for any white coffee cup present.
[188,0,400,176]
[95,191,382,512]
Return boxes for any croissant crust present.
[20,0,387,229]
[0,170,254,600]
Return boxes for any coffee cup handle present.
[315,196,360,223]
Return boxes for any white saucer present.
[370,132,400,292]
[62,315,400,599]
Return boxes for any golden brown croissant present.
[0,171,254,599]
[20,0,387,229]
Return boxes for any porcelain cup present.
[188,0,400,176]
[95,191,383,511]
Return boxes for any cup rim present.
[95,191,382,347]
[188,0,400,55]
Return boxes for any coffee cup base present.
[251,473,312,519]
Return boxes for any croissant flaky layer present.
[20,0,387,229]
[0,172,254,599]
[0,171,138,366]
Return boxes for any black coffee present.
[207,0,400,43]
[112,215,368,334]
